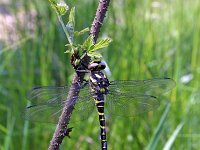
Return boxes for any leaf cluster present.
[49,0,112,61]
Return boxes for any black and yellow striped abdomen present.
[95,95,107,150]
[89,70,109,150]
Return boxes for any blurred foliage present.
[0,0,200,150]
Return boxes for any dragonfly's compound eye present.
[88,61,106,71]
[98,62,106,70]
[88,62,99,70]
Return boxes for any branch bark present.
[91,0,110,43]
[48,0,110,149]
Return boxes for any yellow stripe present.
[97,105,104,108]
[100,126,105,129]
[102,139,106,142]
[98,113,104,116]
[95,100,102,104]
[100,118,105,121]
[95,73,102,78]
[90,76,97,83]
[100,88,105,92]
[95,100,104,104]
[98,112,104,115]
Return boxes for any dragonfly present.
[24,61,175,150]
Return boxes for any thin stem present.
[51,2,73,45]
[90,0,110,43]
[55,11,73,44]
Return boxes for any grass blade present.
[163,122,184,150]
[146,103,171,150]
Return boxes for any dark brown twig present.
[48,74,83,150]
[48,0,110,149]
[91,0,110,43]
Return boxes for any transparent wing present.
[105,78,175,116]
[23,78,175,122]
[28,86,75,104]
[23,84,95,123]
[109,78,175,96]
[105,93,159,117]
[23,102,63,123]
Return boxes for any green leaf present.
[65,43,75,53]
[64,50,71,53]
[68,7,75,28]
[56,1,69,16]
[66,23,74,43]
[88,51,102,58]
[48,0,56,5]
[88,38,112,52]
[82,36,111,59]
[74,27,90,36]
[82,35,94,51]
[66,7,75,42]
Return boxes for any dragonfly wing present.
[23,95,95,123]
[109,78,175,96]
[28,86,73,104]
[69,96,95,124]
[105,93,160,117]
[24,85,95,123]
[22,102,63,123]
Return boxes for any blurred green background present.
[0,0,200,149]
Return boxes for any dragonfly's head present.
[88,61,106,71]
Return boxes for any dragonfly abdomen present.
[95,95,107,150]
[89,66,109,150]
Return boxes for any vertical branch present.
[48,74,84,150]
[90,0,110,43]
[48,0,110,150]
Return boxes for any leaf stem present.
[54,6,73,44]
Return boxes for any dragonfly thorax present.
[88,61,109,97]
[89,71,109,96]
